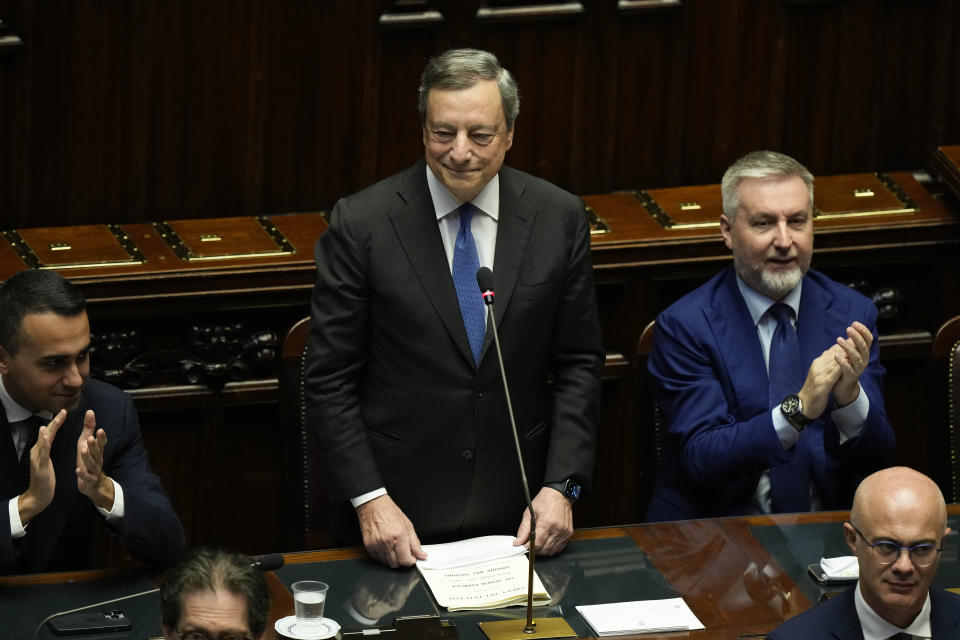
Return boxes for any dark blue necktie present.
[767,303,810,512]
[18,415,42,492]
[452,203,485,365]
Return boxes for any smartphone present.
[48,609,132,635]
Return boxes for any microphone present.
[34,587,160,640]
[474,267,541,638]
[33,553,286,639]
[477,266,495,306]
[250,552,285,571]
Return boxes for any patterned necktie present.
[18,415,42,491]
[452,203,485,365]
[766,303,810,512]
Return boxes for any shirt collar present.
[855,581,932,640]
[425,164,500,221]
[735,273,802,326]
[0,375,40,423]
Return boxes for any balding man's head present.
[851,466,947,533]
[843,467,950,629]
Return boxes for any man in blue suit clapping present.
[646,150,894,521]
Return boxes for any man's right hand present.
[797,346,843,420]
[17,410,67,525]
[355,494,427,568]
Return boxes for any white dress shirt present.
[855,581,931,639]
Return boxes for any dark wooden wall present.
[1,0,958,228]
[1,0,959,562]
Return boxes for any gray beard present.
[734,254,805,300]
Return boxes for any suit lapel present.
[706,268,769,417]
[0,409,21,496]
[930,589,960,634]
[833,587,866,639]
[388,161,477,368]
[796,274,842,373]
[489,167,537,357]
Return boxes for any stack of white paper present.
[575,598,705,636]
[416,536,551,612]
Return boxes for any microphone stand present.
[475,270,575,640]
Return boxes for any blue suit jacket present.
[1,379,185,574]
[768,586,960,639]
[646,266,894,521]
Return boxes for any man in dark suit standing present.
[0,269,184,574]
[769,467,960,639]
[307,48,603,568]
[646,150,894,521]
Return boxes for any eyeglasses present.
[849,523,942,567]
[177,629,253,640]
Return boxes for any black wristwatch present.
[780,394,813,432]
[560,478,582,502]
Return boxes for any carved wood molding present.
[90,324,279,391]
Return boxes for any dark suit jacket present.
[768,585,960,639]
[1,379,185,574]
[646,266,894,521]
[306,159,603,544]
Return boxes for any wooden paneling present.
[2,0,959,225]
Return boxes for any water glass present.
[292,580,328,629]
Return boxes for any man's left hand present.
[76,409,114,510]
[833,321,871,406]
[514,487,573,556]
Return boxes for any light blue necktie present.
[452,203,485,365]
[767,303,810,512]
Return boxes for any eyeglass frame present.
[176,628,253,640]
[848,522,943,567]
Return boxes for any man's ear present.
[719,215,733,250]
[0,345,11,376]
[843,522,858,554]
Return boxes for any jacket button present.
[462,449,474,461]
[474,387,484,399]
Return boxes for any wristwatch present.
[780,394,813,432]
[560,478,582,502]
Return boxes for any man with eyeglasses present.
[160,547,270,640]
[769,466,960,639]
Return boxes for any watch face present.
[563,481,582,501]
[782,395,800,414]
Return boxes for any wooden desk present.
[1,170,959,559]
[7,507,958,640]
